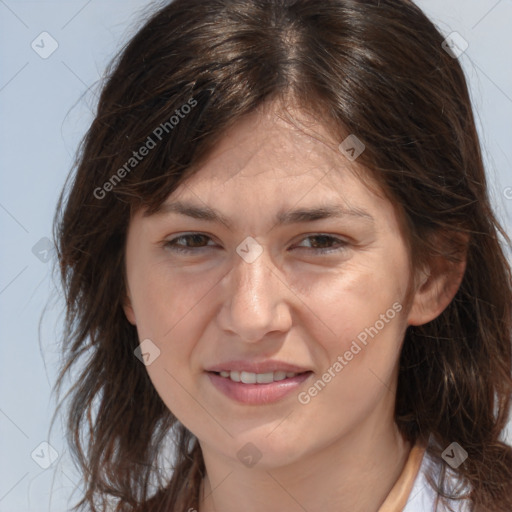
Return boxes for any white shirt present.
[403,448,472,512]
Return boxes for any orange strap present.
[377,443,427,512]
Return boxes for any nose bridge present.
[221,243,291,342]
[234,244,278,312]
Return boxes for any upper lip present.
[205,360,312,374]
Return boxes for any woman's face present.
[123,103,430,469]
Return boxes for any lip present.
[205,359,311,374]
[206,369,314,405]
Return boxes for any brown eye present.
[164,233,215,253]
[294,235,349,254]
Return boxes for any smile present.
[218,370,302,383]
[207,370,313,404]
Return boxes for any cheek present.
[129,259,219,340]
[129,265,213,426]
[296,258,409,415]
[304,259,408,353]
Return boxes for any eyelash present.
[163,233,349,255]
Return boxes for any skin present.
[123,100,464,512]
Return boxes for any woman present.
[53,0,512,510]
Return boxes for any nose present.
[217,244,293,343]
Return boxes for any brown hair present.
[53,0,512,510]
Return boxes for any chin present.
[224,431,308,470]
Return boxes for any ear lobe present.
[407,236,468,327]
[123,294,137,325]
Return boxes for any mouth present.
[209,369,312,384]
[206,370,314,404]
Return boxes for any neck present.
[198,411,412,512]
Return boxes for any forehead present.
[188,102,356,184]
[173,103,381,202]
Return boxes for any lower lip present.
[207,371,313,405]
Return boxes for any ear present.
[407,233,468,327]
[123,289,137,325]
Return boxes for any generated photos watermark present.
[442,442,468,469]
[441,31,469,59]
[298,301,403,405]
[134,338,161,366]
[93,97,198,200]
[338,134,365,161]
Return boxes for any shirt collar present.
[377,441,427,512]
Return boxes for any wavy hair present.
[53,0,512,510]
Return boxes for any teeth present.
[241,371,257,384]
[218,370,301,383]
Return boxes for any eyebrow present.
[146,200,375,229]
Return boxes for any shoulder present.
[403,447,472,512]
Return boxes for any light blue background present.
[1,1,511,510]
